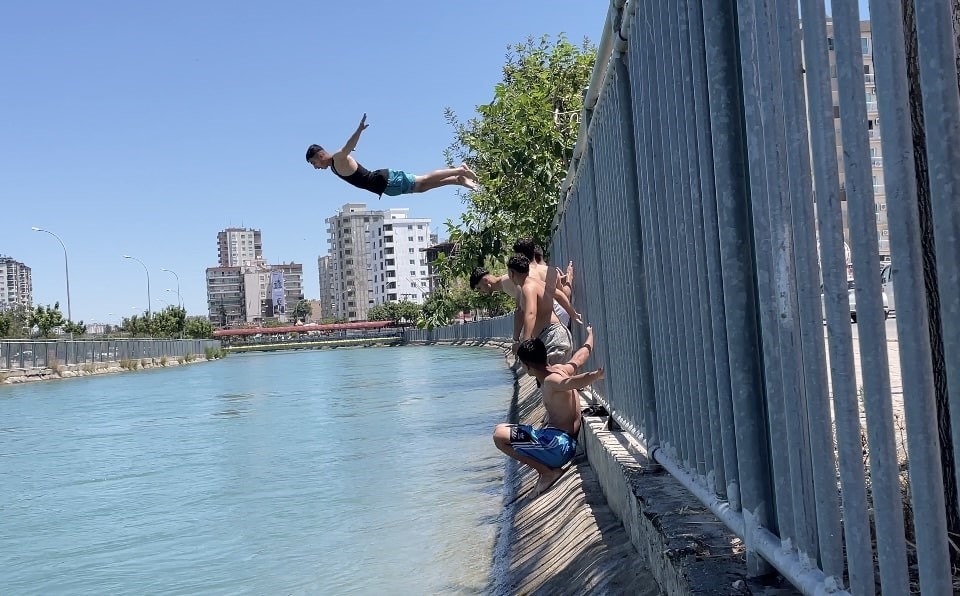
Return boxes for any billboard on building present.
[271,270,286,315]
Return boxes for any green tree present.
[293,300,313,323]
[0,310,10,337]
[184,316,213,339]
[63,320,86,336]
[367,304,392,321]
[443,35,595,278]
[29,302,66,338]
[1,305,30,338]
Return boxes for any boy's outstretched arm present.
[565,325,595,373]
[337,113,369,156]
[552,367,605,391]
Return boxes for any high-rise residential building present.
[217,228,263,267]
[820,19,888,259]
[324,203,432,321]
[206,228,303,328]
[372,208,432,305]
[325,203,382,321]
[0,256,33,311]
[317,255,335,320]
[272,262,305,316]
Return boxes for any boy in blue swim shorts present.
[306,113,478,197]
[493,325,605,497]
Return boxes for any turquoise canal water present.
[0,346,514,595]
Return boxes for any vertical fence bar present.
[615,41,659,446]
[659,0,699,471]
[672,0,714,483]
[836,1,917,592]
[636,2,681,458]
[702,0,775,576]
[798,0,876,590]
[871,0,954,591]
[777,0,847,582]
[913,0,960,572]
[736,0,797,544]
[686,0,739,506]
[764,0,820,565]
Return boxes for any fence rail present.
[414,0,960,593]
[0,339,222,371]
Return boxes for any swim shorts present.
[509,424,577,469]
[383,169,417,196]
[538,322,573,364]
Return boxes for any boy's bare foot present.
[534,467,566,497]
[458,175,478,191]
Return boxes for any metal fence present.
[402,318,513,343]
[0,339,222,371]
[414,0,960,593]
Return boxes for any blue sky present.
[1,1,872,324]
[1,0,602,323]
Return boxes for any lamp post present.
[123,255,152,319]
[31,227,72,323]
[160,268,182,308]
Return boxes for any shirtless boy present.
[507,256,573,363]
[493,326,604,496]
[513,237,574,302]
[469,266,581,328]
[306,113,478,197]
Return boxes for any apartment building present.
[0,256,33,311]
[317,255,335,320]
[371,209,432,306]
[324,204,432,321]
[206,228,303,327]
[822,19,889,259]
[217,228,263,267]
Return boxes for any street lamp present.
[123,255,152,318]
[160,268,182,308]
[31,227,72,322]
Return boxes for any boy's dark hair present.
[533,245,544,263]
[507,255,530,275]
[512,238,536,260]
[517,338,548,366]
[469,267,489,290]
[306,144,325,161]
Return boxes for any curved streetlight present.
[31,227,72,322]
[123,255,152,319]
[160,268,182,308]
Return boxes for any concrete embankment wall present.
[408,339,796,596]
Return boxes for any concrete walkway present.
[492,353,661,596]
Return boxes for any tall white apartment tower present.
[371,209,432,305]
[217,228,264,267]
[325,204,383,321]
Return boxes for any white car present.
[821,278,890,323]
[880,264,896,315]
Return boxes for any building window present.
[418,236,424,242]
[408,248,414,253]
[408,236,414,242]
[827,37,834,51]
[411,282,418,288]
[420,270,426,276]
[384,224,392,231]
[861,36,870,55]
[417,224,424,230]
[387,294,397,301]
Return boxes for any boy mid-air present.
[306,113,478,198]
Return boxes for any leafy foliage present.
[184,316,213,339]
[0,306,30,338]
[292,300,313,323]
[120,306,187,338]
[63,320,86,336]
[443,34,595,278]
[367,300,423,324]
[29,302,66,338]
